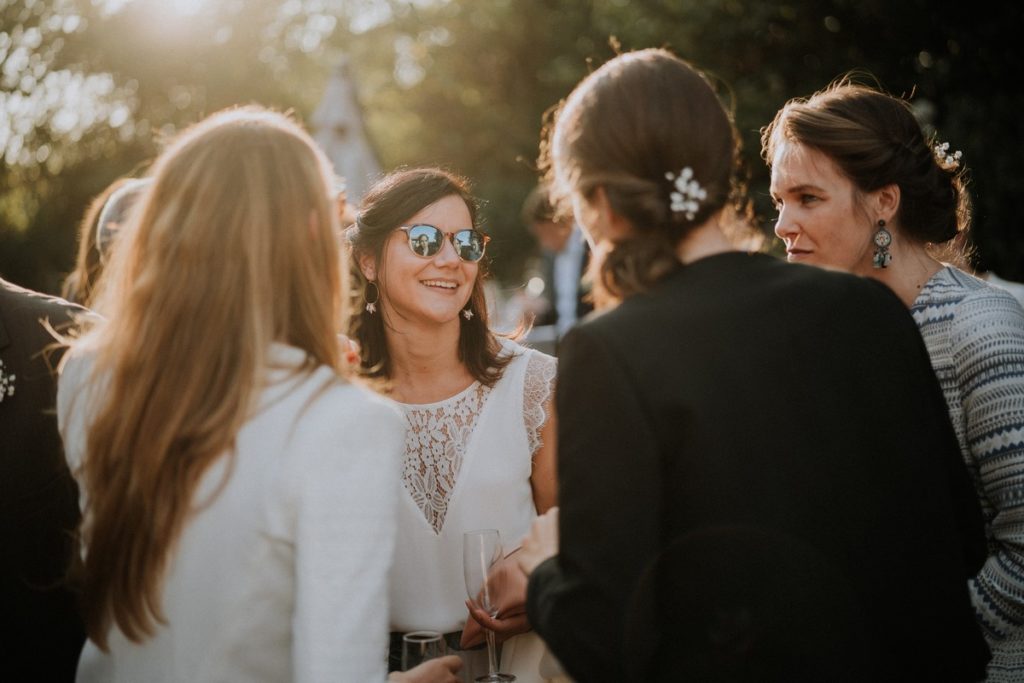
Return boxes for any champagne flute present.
[402,630,446,671]
[464,529,516,682]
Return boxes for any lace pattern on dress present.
[401,382,493,534]
[523,352,557,456]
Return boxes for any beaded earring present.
[872,220,892,269]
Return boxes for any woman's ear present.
[873,183,901,224]
[357,252,377,282]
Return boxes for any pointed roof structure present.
[311,57,382,205]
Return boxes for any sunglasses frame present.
[397,224,491,263]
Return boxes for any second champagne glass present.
[463,529,516,683]
[402,630,446,671]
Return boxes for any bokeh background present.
[2,0,1021,294]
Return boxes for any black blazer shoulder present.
[0,278,85,347]
[0,279,87,680]
[572,252,914,360]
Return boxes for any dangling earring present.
[364,281,380,314]
[872,219,892,269]
[462,307,474,321]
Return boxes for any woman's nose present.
[774,206,797,241]
[432,234,461,265]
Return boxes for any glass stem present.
[486,627,499,674]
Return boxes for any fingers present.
[465,601,498,630]
[467,601,525,628]
[437,655,463,683]
[467,599,526,620]
[439,654,463,671]
[464,601,531,645]
[400,655,464,683]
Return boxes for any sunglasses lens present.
[406,225,443,257]
[453,230,486,262]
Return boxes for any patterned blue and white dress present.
[912,266,1024,681]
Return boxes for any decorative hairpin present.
[665,167,707,221]
[934,141,963,168]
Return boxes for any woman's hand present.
[463,599,531,647]
[517,507,560,576]
[388,655,463,683]
[461,548,532,647]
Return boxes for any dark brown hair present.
[541,48,754,304]
[346,167,511,386]
[761,77,970,247]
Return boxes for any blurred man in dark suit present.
[522,185,592,346]
[0,278,85,680]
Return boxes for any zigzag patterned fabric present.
[912,266,1024,681]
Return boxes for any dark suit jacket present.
[0,278,85,680]
[527,252,989,682]
[535,242,592,330]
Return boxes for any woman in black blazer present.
[511,49,990,683]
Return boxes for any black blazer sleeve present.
[0,282,86,680]
[527,323,661,683]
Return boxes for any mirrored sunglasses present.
[398,224,490,263]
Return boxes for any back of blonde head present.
[76,106,343,648]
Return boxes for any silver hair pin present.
[665,167,707,221]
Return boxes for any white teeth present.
[422,280,457,289]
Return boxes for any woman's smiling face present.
[374,194,479,328]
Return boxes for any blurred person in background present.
[61,177,132,307]
[520,185,591,353]
[1,278,86,682]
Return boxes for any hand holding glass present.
[402,630,446,671]
[464,529,516,682]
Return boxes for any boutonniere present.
[0,357,15,402]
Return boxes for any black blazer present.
[0,279,85,680]
[527,253,988,682]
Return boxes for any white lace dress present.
[388,339,556,679]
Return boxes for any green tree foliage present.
[0,0,339,289]
[2,0,1022,292]
[346,0,1023,282]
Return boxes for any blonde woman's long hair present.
[73,106,344,649]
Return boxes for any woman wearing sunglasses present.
[346,168,557,682]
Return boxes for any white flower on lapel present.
[0,358,15,402]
